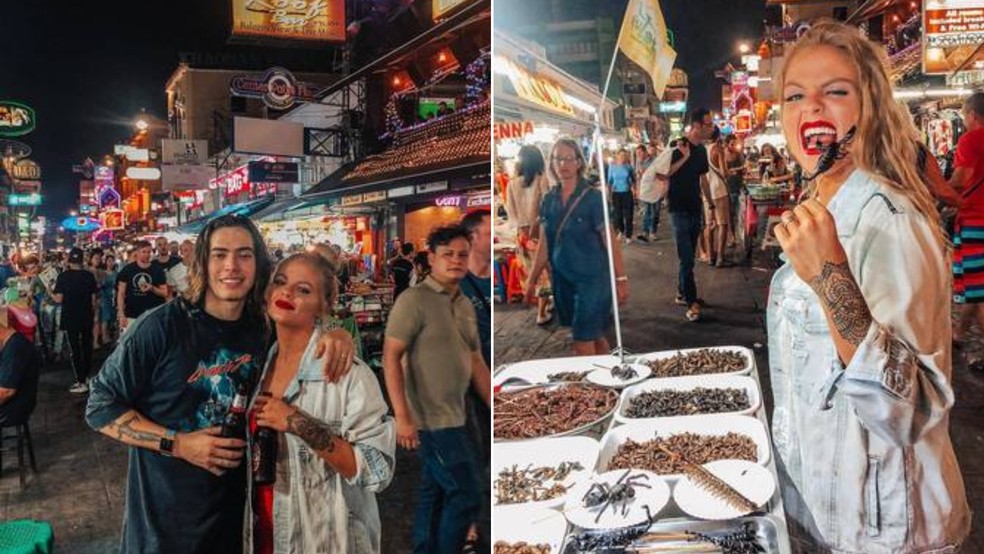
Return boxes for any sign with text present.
[162,139,209,164]
[230,67,326,110]
[210,165,251,198]
[501,58,575,117]
[13,180,40,194]
[9,193,41,206]
[341,193,363,206]
[231,0,345,43]
[416,181,449,194]
[362,190,387,202]
[247,160,299,183]
[100,209,125,231]
[125,167,162,180]
[162,164,214,191]
[493,121,535,141]
[0,101,36,137]
[924,0,984,74]
[11,158,40,180]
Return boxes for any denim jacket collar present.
[825,168,881,239]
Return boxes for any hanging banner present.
[0,101,36,137]
[162,164,215,191]
[617,0,677,97]
[924,0,984,74]
[247,160,299,183]
[231,0,345,43]
[161,139,209,164]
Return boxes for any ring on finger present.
[780,213,797,225]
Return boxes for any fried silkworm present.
[495,461,585,505]
[608,433,757,475]
[625,388,750,418]
[646,350,746,378]
[495,385,618,440]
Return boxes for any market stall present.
[492,347,792,554]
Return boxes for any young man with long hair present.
[86,215,356,554]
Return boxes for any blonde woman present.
[768,20,968,552]
[245,252,395,553]
[505,145,553,324]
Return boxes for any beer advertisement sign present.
[231,0,345,43]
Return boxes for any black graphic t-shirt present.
[86,298,266,554]
[116,262,167,319]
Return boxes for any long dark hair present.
[516,145,545,188]
[183,214,272,327]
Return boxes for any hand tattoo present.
[808,261,872,346]
[286,410,336,453]
[112,414,161,444]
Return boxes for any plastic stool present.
[507,257,526,302]
[0,520,54,554]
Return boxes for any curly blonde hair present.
[779,20,942,244]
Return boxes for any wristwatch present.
[159,429,177,457]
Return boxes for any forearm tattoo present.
[808,261,873,346]
[111,413,160,444]
[286,410,337,453]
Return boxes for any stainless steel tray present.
[560,515,787,553]
[494,383,620,442]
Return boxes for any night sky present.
[0,0,341,221]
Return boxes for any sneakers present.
[69,382,89,394]
[637,234,650,243]
[685,303,702,322]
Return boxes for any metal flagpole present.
[589,13,629,364]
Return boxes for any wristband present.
[159,429,176,457]
[615,276,629,282]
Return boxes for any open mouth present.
[274,298,296,311]
[800,120,838,156]
[219,277,245,288]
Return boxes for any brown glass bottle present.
[220,382,249,439]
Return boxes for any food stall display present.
[492,346,793,554]
[335,281,394,368]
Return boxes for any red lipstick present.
[799,120,838,156]
[274,298,296,311]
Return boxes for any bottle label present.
[231,393,247,411]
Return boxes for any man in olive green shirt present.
[383,224,491,554]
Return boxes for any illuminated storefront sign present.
[100,209,126,231]
[231,67,326,111]
[231,0,345,43]
[493,120,535,141]
[499,58,575,116]
[11,158,40,180]
[0,101,36,137]
[9,193,41,206]
[433,192,492,208]
[924,0,984,74]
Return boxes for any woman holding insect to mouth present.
[767,21,969,553]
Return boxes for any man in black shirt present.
[0,309,41,426]
[52,248,99,393]
[391,243,415,299]
[666,108,715,322]
[152,236,182,272]
[116,240,169,333]
[86,215,358,554]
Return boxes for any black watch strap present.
[159,429,176,457]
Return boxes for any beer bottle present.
[252,393,278,485]
[221,382,249,439]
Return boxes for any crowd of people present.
[0,206,493,553]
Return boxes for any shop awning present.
[250,196,309,222]
[176,195,276,235]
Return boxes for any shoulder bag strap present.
[553,186,592,246]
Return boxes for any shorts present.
[953,217,984,304]
[551,271,611,342]
[704,197,731,226]
[100,303,115,323]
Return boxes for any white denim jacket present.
[767,169,970,553]
[243,329,396,554]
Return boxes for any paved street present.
[495,219,984,552]
[0,347,483,553]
